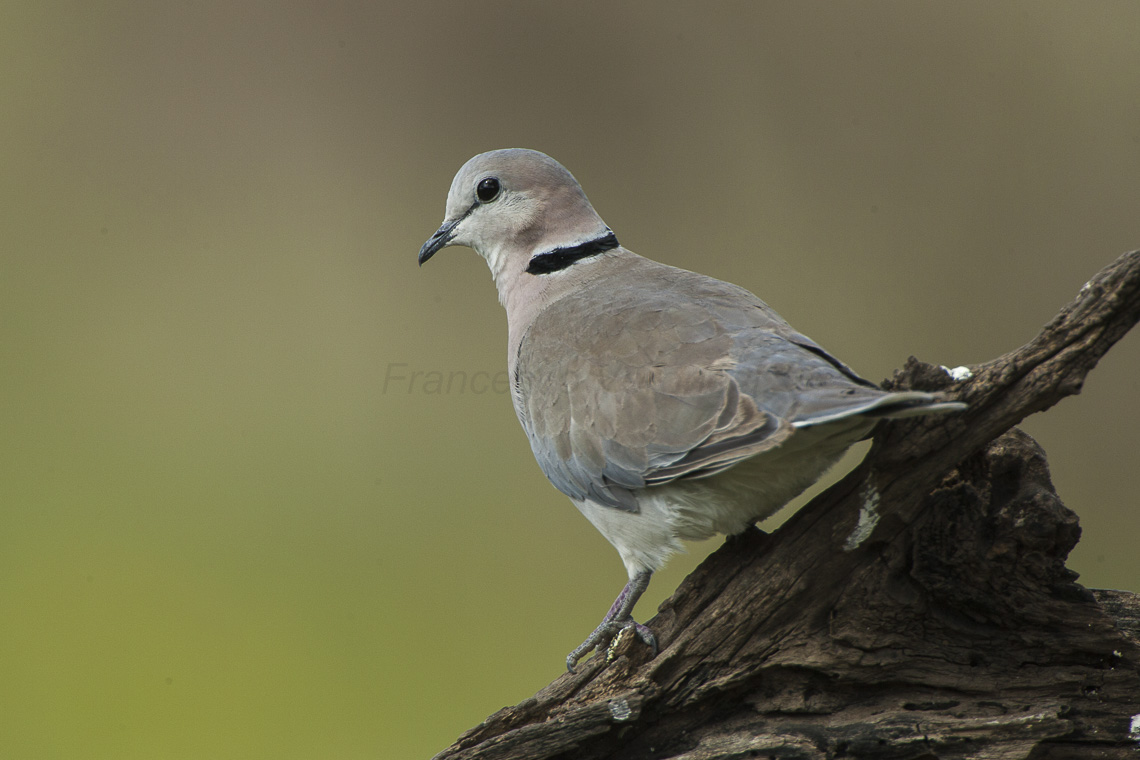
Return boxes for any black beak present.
[418,218,461,265]
[419,201,480,266]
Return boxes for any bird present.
[417,149,964,671]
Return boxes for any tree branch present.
[435,251,1140,760]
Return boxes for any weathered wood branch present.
[435,251,1140,760]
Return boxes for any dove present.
[418,148,963,670]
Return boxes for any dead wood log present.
[434,250,1140,760]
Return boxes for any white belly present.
[572,419,873,577]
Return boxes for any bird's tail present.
[859,391,967,420]
[793,390,966,428]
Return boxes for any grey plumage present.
[418,149,964,669]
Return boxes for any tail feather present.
[862,393,968,420]
[794,391,966,428]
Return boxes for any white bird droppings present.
[844,483,881,551]
[609,698,633,722]
[1130,713,1140,741]
[941,365,973,381]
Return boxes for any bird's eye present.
[476,177,501,203]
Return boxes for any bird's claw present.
[566,618,657,672]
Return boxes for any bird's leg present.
[566,570,656,672]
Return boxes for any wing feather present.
[513,258,901,512]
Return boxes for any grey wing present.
[513,267,907,512]
[514,292,785,511]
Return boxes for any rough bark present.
[435,251,1140,760]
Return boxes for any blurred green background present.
[2,2,1138,757]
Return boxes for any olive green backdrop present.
[2,2,1138,758]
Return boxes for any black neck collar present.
[526,231,619,275]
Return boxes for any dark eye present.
[476,177,501,203]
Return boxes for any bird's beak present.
[418,217,461,265]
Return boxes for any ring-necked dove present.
[418,149,964,671]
